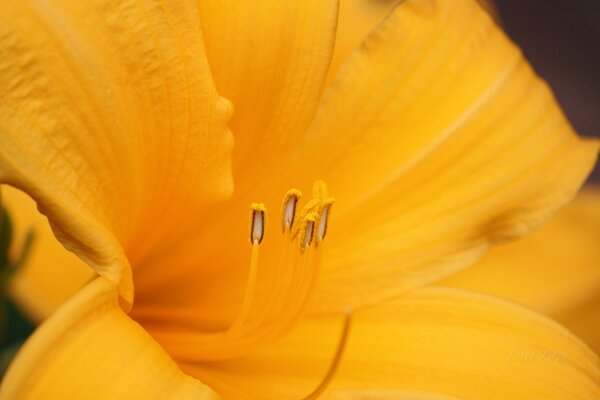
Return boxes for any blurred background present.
[494,0,600,183]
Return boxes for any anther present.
[300,213,317,252]
[291,199,319,241]
[281,189,302,232]
[317,200,334,242]
[249,203,266,244]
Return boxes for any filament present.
[301,311,353,400]
[225,240,260,335]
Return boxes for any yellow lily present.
[1,0,599,399]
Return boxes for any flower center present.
[166,181,335,361]
[139,180,352,397]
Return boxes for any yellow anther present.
[317,199,334,242]
[281,189,302,232]
[300,198,320,217]
[300,212,318,252]
[292,199,319,241]
[249,203,267,244]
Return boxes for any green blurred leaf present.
[0,208,13,270]
[0,340,23,376]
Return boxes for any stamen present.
[281,189,302,232]
[317,200,334,242]
[249,203,266,244]
[226,238,260,335]
[167,181,336,362]
[300,310,353,400]
[300,213,317,252]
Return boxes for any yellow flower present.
[0,0,599,399]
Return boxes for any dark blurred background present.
[494,0,600,183]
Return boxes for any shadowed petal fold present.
[443,188,600,352]
[189,287,600,399]
[0,0,234,306]
[0,277,217,400]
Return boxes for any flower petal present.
[3,186,93,322]
[327,392,464,400]
[288,0,599,313]
[443,188,600,352]
[0,277,217,400]
[187,287,600,399]
[197,0,338,183]
[0,0,234,305]
[329,0,499,84]
[327,0,397,83]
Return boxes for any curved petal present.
[329,0,500,84]
[443,188,600,352]
[0,277,217,400]
[187,287,600,400]
[198,0,339,185]
[3,186,93,322]
[327,0,397,84]
[288,0,599,313]
[559,297,600,358]
[0,0,234,305]
[327,392,464,400]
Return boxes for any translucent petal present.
[0,0,234,305]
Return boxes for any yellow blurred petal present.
[443,188,600,351]
[285,0,599,313]
[559,296,600,357]
[189,287,600,400]
[3,186,93,322]
[0,277,217,400]
[327,392,464,400]
[198,0,338,184]
[0,0,234,305]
